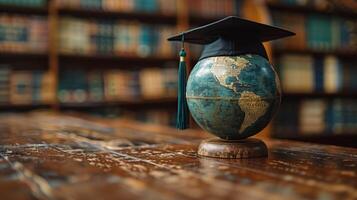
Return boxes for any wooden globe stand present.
[198,138,268,159]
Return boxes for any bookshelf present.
[265,0,357,146]
[0,0,241,126]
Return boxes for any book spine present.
[10,71,33,105]
[314,56,324,92]
[0,66,10,104]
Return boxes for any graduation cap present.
[168,16,295,129]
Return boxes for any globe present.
[186,54,281,140]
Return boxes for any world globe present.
[186,54,281,140]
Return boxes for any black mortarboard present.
[168,16,295,60]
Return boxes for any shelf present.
[0,103,51,111]
[59,97,177,109]
[272,133,357,148]
[0,52,49,68]
[273,48,357,58]
[0,4,48,15]
[282,92,357,99]
[267,2,357,19]
[59,53,177,67]
[0,52,48,59]
[0,52,176,64]
[58,8,177,24]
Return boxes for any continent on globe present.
[238,91,269,133]
[210,56,250,93]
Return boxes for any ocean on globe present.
[186,54,281,140]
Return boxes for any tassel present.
[176,47,188,129]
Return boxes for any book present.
[313,56,324,92]
[323,55,342,93]
[341,60,357,92]
[96,20,114,54]
[299,99,327,134]
[162,67,178,97]
[0,66,10,104]
[58,70,88,103]
[10,71,33,105]
[32,71,43,103]
[103,70,120,101]
[40,71,54,104]
[72,70,88,103]
[126,70,141,99]
[87,71,104,102]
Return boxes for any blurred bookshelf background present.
[268,0,357,147]
[0,0,356,147]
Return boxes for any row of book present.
[58,0,177,14]
[188,0,240,18]
[0,67,53,105]
[0,0,45,7]
[0,15,48,53]
[274,99,357,136]
[59,17,178,57]
[57,0,240,18]
[58,67,177,103]
[57,0,177,15]
[279,54,357,93]
[268,0,357,14]
[1,0,241,18]
[272,12,357,51]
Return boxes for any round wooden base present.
[198,138,268,159]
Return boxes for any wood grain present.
[0,112,356,200]
[198,138,268,159]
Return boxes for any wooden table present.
[0,112,356,200]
